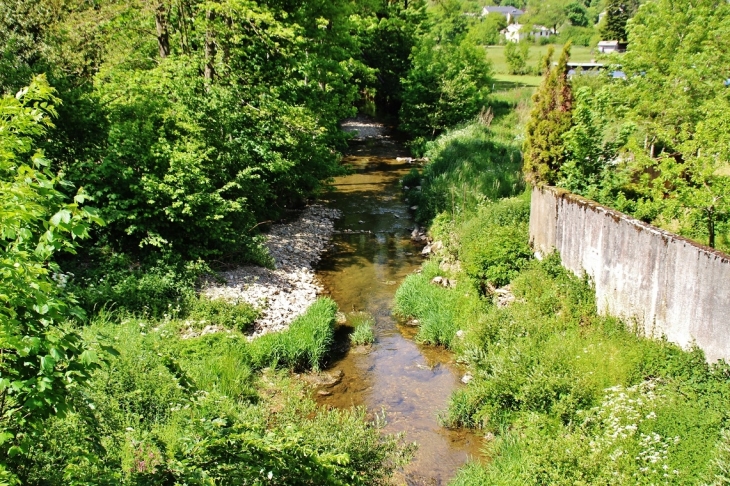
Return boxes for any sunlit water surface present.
[315,131,483,485]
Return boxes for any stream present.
[314,119,482,485]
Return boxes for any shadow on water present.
[315,134,483,485]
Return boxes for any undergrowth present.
[397,103,730,484]
[11,298,414,484]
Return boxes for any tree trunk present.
[204,9,216,82]
[155,3,170,58]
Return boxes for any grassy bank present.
[10,298,414,484]
[397,95,730,484]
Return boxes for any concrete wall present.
[530,186,730,363]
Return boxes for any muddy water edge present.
[313,120,483,485]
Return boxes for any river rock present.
[461,373,473,384]
[201,205,341,337]
[495,284,516,308]
[302,370,343,388]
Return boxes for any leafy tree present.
[559,86,635,193]
[504,41,530,74]
[619,0,730,247]
[523,43,573,185]
[525,0,569,31]
[565,1,590,26]
[465,12,508,46]
[0,76,102,480]
[400,37,493,139]
[360,0,428,114]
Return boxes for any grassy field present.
[487,44,596,92]
[486,44,596,74]
[491,73,543,91]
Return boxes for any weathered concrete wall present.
[530,186,730,363]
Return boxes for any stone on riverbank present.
[202,205,341,337]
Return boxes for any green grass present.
[404,118,525,223]
[249,297,338,371]
[13,298,415,484]
[486,44,596,75]
[492,73,543,90]
[349,312,376,346]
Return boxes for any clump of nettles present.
[349,312,376,346]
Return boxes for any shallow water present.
[315,133,482,484]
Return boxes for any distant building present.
[597,40,627,53]
[482,6,524,24]
[502,23,556,43]
[561,62,626,79]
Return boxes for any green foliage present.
[359,0,428,114]
[393,93,730,481]
[458,197,532,288]
[557,25,598,47]
[504,41,530,75]
[11,307,414,484]
[523,43,574,185]
[565,2,590,27]
[249,298,338,372]
[434,249,730,484]
[599,0,640,41]
[400,35,493,139]
[394,261,479,348]
[407,117,526,223]
[186,297,260,334]
[554,0,730,251]
[349,313,376,346]
[465,13,507,46]
[0,77,103,478]
[558,85,635,193]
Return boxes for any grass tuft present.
[349,312,376,346]
[249,297,338,371]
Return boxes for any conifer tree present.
[523,43,573,185]
[600,0,639,41]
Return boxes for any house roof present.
[483,6,524,15]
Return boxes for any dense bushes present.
[458,197,531,288]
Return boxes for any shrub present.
[13,301,415,484]
[458,197,532,289]
[186,297,259,333]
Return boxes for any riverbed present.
[314,118,482,484]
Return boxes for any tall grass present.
[249,297,338,371]
[349,312,376,346]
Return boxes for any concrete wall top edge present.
[535,185,730,263]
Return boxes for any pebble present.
[202,205,342,337]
